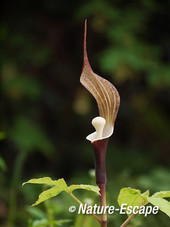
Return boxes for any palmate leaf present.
[23,177,100,206]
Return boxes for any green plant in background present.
[7,117,54,227]
[23,21,170,227]
[0,133,7,172]
[76,0,170,87]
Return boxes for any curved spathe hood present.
[80,20,120,142]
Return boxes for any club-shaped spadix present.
[91,116,106,140]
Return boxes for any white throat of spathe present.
[86,116,114,142]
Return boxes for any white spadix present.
[86,116,114,142]
[92,117,106,140]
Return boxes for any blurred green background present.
[0,0,170,226]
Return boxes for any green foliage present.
[26,207,47,219]
[147,191,170,217]
[118,187,170,218]
[152,191,170,198]
[23,177,100,206]
[137,168,170,192]
[68,184,100,194]
[118,188,149,216]
[2,73,42,100]
[74,214,100,227]
[23,177,67,187]
[28,219,72,227]
[0,155,7,171]
[147,197,170,218]
[77,0,170,87]
[0,132,6,140]
[9,118,54,155]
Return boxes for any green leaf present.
[147,191,170,217]
[118,188,170,218]
[32,185,65,206]
[148,197,170,217]
[152,191,170,198]
[118,187,148,216]
[142,190,150,197]
[23,177,68,189]
[23,178,69,206]
[23,177,99,206]
[69,184,100,195]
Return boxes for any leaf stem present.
[120,201,146,227]
[69,192,102,223]
[98,183,107,227]
[120,212,136,227]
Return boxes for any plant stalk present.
[92,138,109,227]
[120,212,136,227]
[120,201,145,227]
[69,192,102,223]
[98,183,107,227]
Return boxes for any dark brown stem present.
[92,139,108,184]
[92,138,109,227]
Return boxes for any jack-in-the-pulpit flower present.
[80,20,120,227]
[80,20,120,182]
[80,21,120,143]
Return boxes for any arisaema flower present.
[80,20,120,184]
[80,21,120,227]
[80,20,120,143]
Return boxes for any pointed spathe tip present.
[83,19,91,70]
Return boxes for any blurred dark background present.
[0,0,170,226]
